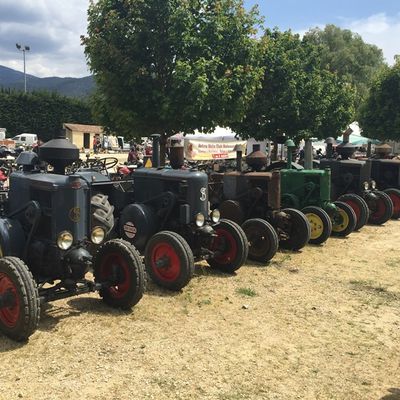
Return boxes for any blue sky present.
[245,0,400,31]
[0,0,399,77]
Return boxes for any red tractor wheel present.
[301,206,332,245]
[338,193,369,231]
[331,201,357,237]
[0,257,40,342]
[209,219,248,272]
[145,231,194,291]
[94,239,146,309]
[368,191,393,225]
[383,188,400,219]
[242,218,279,263]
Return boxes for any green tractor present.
[267,140,357,244]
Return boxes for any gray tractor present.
[0,134,146,342]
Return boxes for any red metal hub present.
[0,273,20,328]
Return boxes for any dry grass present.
[1,221,400,400]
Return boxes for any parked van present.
[11,133,38,146]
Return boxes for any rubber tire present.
[0,257,40,342]
[279,208,311,251]
[209,219,249,273]
[338,193,369,231]
[242,218,279,263]
[331,201,357,237]
[144,231,194,291]
[383,188,400,219]
[91,194,115,235]
[301,206,332,245]
[94,239,146,309]
[368,191,393,225]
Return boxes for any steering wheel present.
[94,157,119,171]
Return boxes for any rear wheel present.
[242,218,279,263]
[338,193,369,231]
[301,206,332,245]
[91,194,115,235]
[383,188,400,219]
[279,208,311,251]
[331,201,357,237]
[0,257,40,342]
[209,219,248,273]
[145,231,194,291]
[368,191,393,225]
[94,239,146,309]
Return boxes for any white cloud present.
[0,0,90,77]
[345,13,400,65]
[297,13,400,66]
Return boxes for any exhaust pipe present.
[151,134,160,168]
[234,144,243,172]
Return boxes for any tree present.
[303,24,386,106]
[0,90,94,141]
[234,29,355,143]
[82,0,265,162]
[358,61,400,141]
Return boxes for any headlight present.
[363,181,369,190]
[211,209,220,223]
[195,213,205,227]
[91,226,105,245]
[370,180,376,189]
[57,231,73,250]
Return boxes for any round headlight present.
[195,213,205,227]
[91,226,105,245]
[363,181,369,190]
[57,231,73,250]
[370,180,376,189]
[211,209,220,223]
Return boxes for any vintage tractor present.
[366,144,400,219]
[0,134,146,342]
[208,146,311,261]
[268,140,357,244]
[77,135,249,291]
[319,140,393,225]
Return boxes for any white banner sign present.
[184,139,247,161]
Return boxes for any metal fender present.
[0,218,25,258]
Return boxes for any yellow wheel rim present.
[305,213,324,240]
[332,208,349,232]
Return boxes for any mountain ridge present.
[0,65,95,98]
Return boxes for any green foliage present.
[358,61,400,141]
[235,29,355,142]
[82,0,265,140]
[303,24,386,106]
[0,89,94,141]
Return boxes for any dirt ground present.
[1,221,399,400]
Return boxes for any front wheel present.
[331,201,357,237]
[0,257,40,342]
[144,231,194,291]
[301,206,332,245]
[368,191,393,225]
[242,218,279,263]
[383,188,400,219]
[209,219,248,273]
[94,239,146,309]
[279,208,311,251]
[338,193,369,231]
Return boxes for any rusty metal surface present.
[246,150,267,171]
[245,172,273,179]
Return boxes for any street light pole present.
[16,43,30,93]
